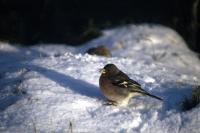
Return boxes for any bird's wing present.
[109,72,146,93]
[109,73,163,100]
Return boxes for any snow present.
[0,24,200,133]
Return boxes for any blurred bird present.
[86,45,112,57]
[99,64,162,106]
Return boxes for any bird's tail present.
[130,87,163,101]
[144,93,163,101]
[130,90,163,101]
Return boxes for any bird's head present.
[100,64,120,76]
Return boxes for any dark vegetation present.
[182,86,200,111]
[0,0,199,53]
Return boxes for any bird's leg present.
[103,99,118,106]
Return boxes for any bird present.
[99,64,162,106]
[86,45,112,57]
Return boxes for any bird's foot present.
[103,100,118,106]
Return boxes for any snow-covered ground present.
[0,24,200,133]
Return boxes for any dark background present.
[0,0,199,53]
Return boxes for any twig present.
[31,118,37,133]
[68,121,73,133]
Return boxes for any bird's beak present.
[99,68,106,74]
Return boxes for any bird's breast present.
[99,75,129,102]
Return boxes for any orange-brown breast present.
[99,75,128,102]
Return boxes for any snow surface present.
[0,24,200,133]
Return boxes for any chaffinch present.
[86,45,112,57]
[99,64,162,106]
